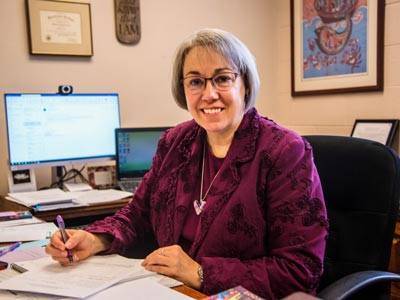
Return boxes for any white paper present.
[16,257,182,287]
[7,188,131,208]
[0,290,59,300]
[0,223,57,242]
[8,189,73,207]
[72,189,132,205]
[63,183,92,192]
[152,274,182,288]
[352,122,392,145]
[0,247,47,264]
[40,10,82,44]
[0,268,19,283]
[0,216,43,228]
[88,277,190,300]
[0,255,154,298]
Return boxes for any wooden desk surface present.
[0,196,130,223]
[173,285,207,299]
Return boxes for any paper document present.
[0,255,154,298]
[64,182,93,192]
[7,189,73,207]
[7,188,131,208]
[0,216,43,228]
[88,277,190,300]
[1,247,47,264]
[72,189,132,205]
[15,255,181,287]
[0,222,57,242]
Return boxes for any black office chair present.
[303,135,400,300]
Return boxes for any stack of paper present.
[0,222,57,242]
[72,189,133,205]
[7,188,75,207]
[0,216,43,228]
[6,188,132,209]
[0,255,183,299]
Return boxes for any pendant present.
[194,199,206,215]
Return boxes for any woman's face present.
[182,46,246,138]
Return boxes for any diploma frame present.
[26,0,93,56]
[351,119,399,146]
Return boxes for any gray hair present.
[171,28,260,111]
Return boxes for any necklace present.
[194,142,222,215]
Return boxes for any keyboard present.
[118,180,141,193]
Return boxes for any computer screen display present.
[5,93,120,170]
[116,127,169,179]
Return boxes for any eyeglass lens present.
[183,73,238,94]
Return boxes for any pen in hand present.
[56,215,73,263]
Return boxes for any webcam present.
[58,85,73,95]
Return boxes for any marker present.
[56,215,73,263]
[0,242,22,257]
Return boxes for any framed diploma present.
[26,0,93,56]
[351,119,399,146]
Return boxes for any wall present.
[0,0,274,196]
[3,1,399,197]
[266,0,400,142]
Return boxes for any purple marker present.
[56,215,73,263]
[0,241,21,257]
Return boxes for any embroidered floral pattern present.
[227,203,257,241]
[85,108,328,299]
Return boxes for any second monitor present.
[115,127,170,192]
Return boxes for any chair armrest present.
[318,271,400,300]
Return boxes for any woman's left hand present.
[141,245,201,289]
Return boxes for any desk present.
[0,196,130,226]
[0,197,206,299]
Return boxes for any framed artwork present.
[351,119,399,146]
[290,0,385,96]
[26,0,93,56]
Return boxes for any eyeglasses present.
[182,72,240,94]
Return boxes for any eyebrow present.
[183,67,234,77]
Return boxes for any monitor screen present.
[5,93,120,170]
[116,127,169,179]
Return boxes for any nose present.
[201,79,218,100]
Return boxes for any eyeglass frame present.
[181,72,240,94]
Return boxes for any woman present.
[46,29,328,299]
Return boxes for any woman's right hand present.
[45,229,109,265]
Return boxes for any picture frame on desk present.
[87,165,116,190]
[351,119,399,147]
[290,0,385,96]
[26,0,93,56]
[7,169,37,193]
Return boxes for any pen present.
[0,242,22,257]
[56,215,73,263]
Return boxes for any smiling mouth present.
[201,108,224,114]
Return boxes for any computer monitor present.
[115,127,169,180]
[5,93,121,170]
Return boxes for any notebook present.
[115,127,169,192]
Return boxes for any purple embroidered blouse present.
[86,108,328,299]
